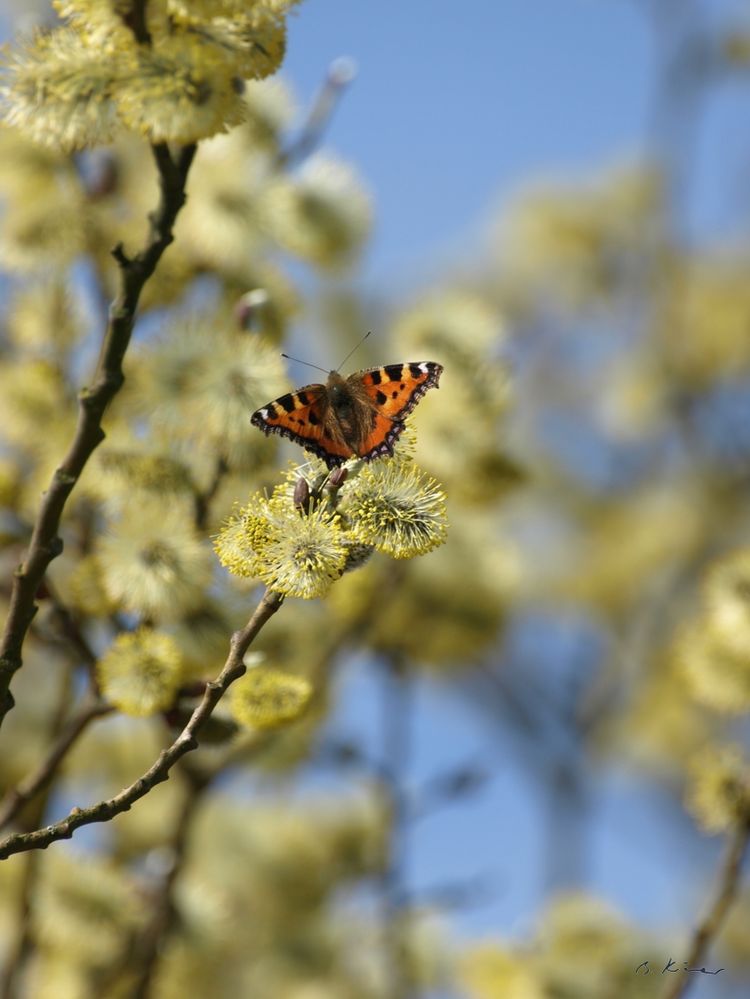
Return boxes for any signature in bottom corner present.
[635,959,724,976]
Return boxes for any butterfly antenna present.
[280,353,330,375]
[336,330,372,372]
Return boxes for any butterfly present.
[251,362,443,468]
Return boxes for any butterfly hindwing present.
[356,361,443,421]
[250,385,352,467]
[357,412,408,461]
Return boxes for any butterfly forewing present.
[356,362,443,420]
[251,384,353,467]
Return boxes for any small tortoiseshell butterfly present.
[251,361,443,468]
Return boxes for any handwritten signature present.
[636,959,724,976]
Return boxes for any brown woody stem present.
[0,697,113,831]
[0,142,196,729]
[0,589,282,860]
[662,817,750,999]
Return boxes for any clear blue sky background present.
[283,0,750,290]
[278,0,750,981]
[284,0,653,287]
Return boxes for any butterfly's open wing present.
[353,362,443,461]
[251,385,353,468]
[356,362,443,420]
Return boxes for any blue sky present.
[283,0,654,286]
[283,0,750,290]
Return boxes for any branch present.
[407,762,488,821]
[276,57,356,169]
[0,589,283,860]
[193,456,228,532]
[120,0,153,45]
[0,142,196,728]
[171,565,407,786]
[0,696,113,831]
[662,817,750,999]
[416,874,497,913]
[40,574,98,672]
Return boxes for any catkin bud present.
[328,466,349,490]
[234,289,270,331]
[293,476,311,513]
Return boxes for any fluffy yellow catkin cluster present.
[686,743,750,834]
[0,0,302,150]
[229,665,312,729]
[216,491,348,599]
[141,319,290,468]
[96,627,183,716]
[214,452,449,600]
[674,547,750,713]
[95,627,313,727]
[340,459,448,559]
[96,506,214,621]
[460,894,663,999]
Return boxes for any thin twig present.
[120,0,152,45]
[142,564,394,794]
[40,574,98,671]
[0,142,196,728]
[276,57,356,169]
[0,589,283,860]
[662,817,750,999]
[144,563,410,826]
[0,696,113,831]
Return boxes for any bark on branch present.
[0,142,196,728]
[662,817,750,999]
[0,696,113,831]
[0,589,283,860]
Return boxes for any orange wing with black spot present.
[355,362,443,420]
[353,361,443,461]
[250,384,353,467]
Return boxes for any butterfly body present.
[251,361,443,468]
